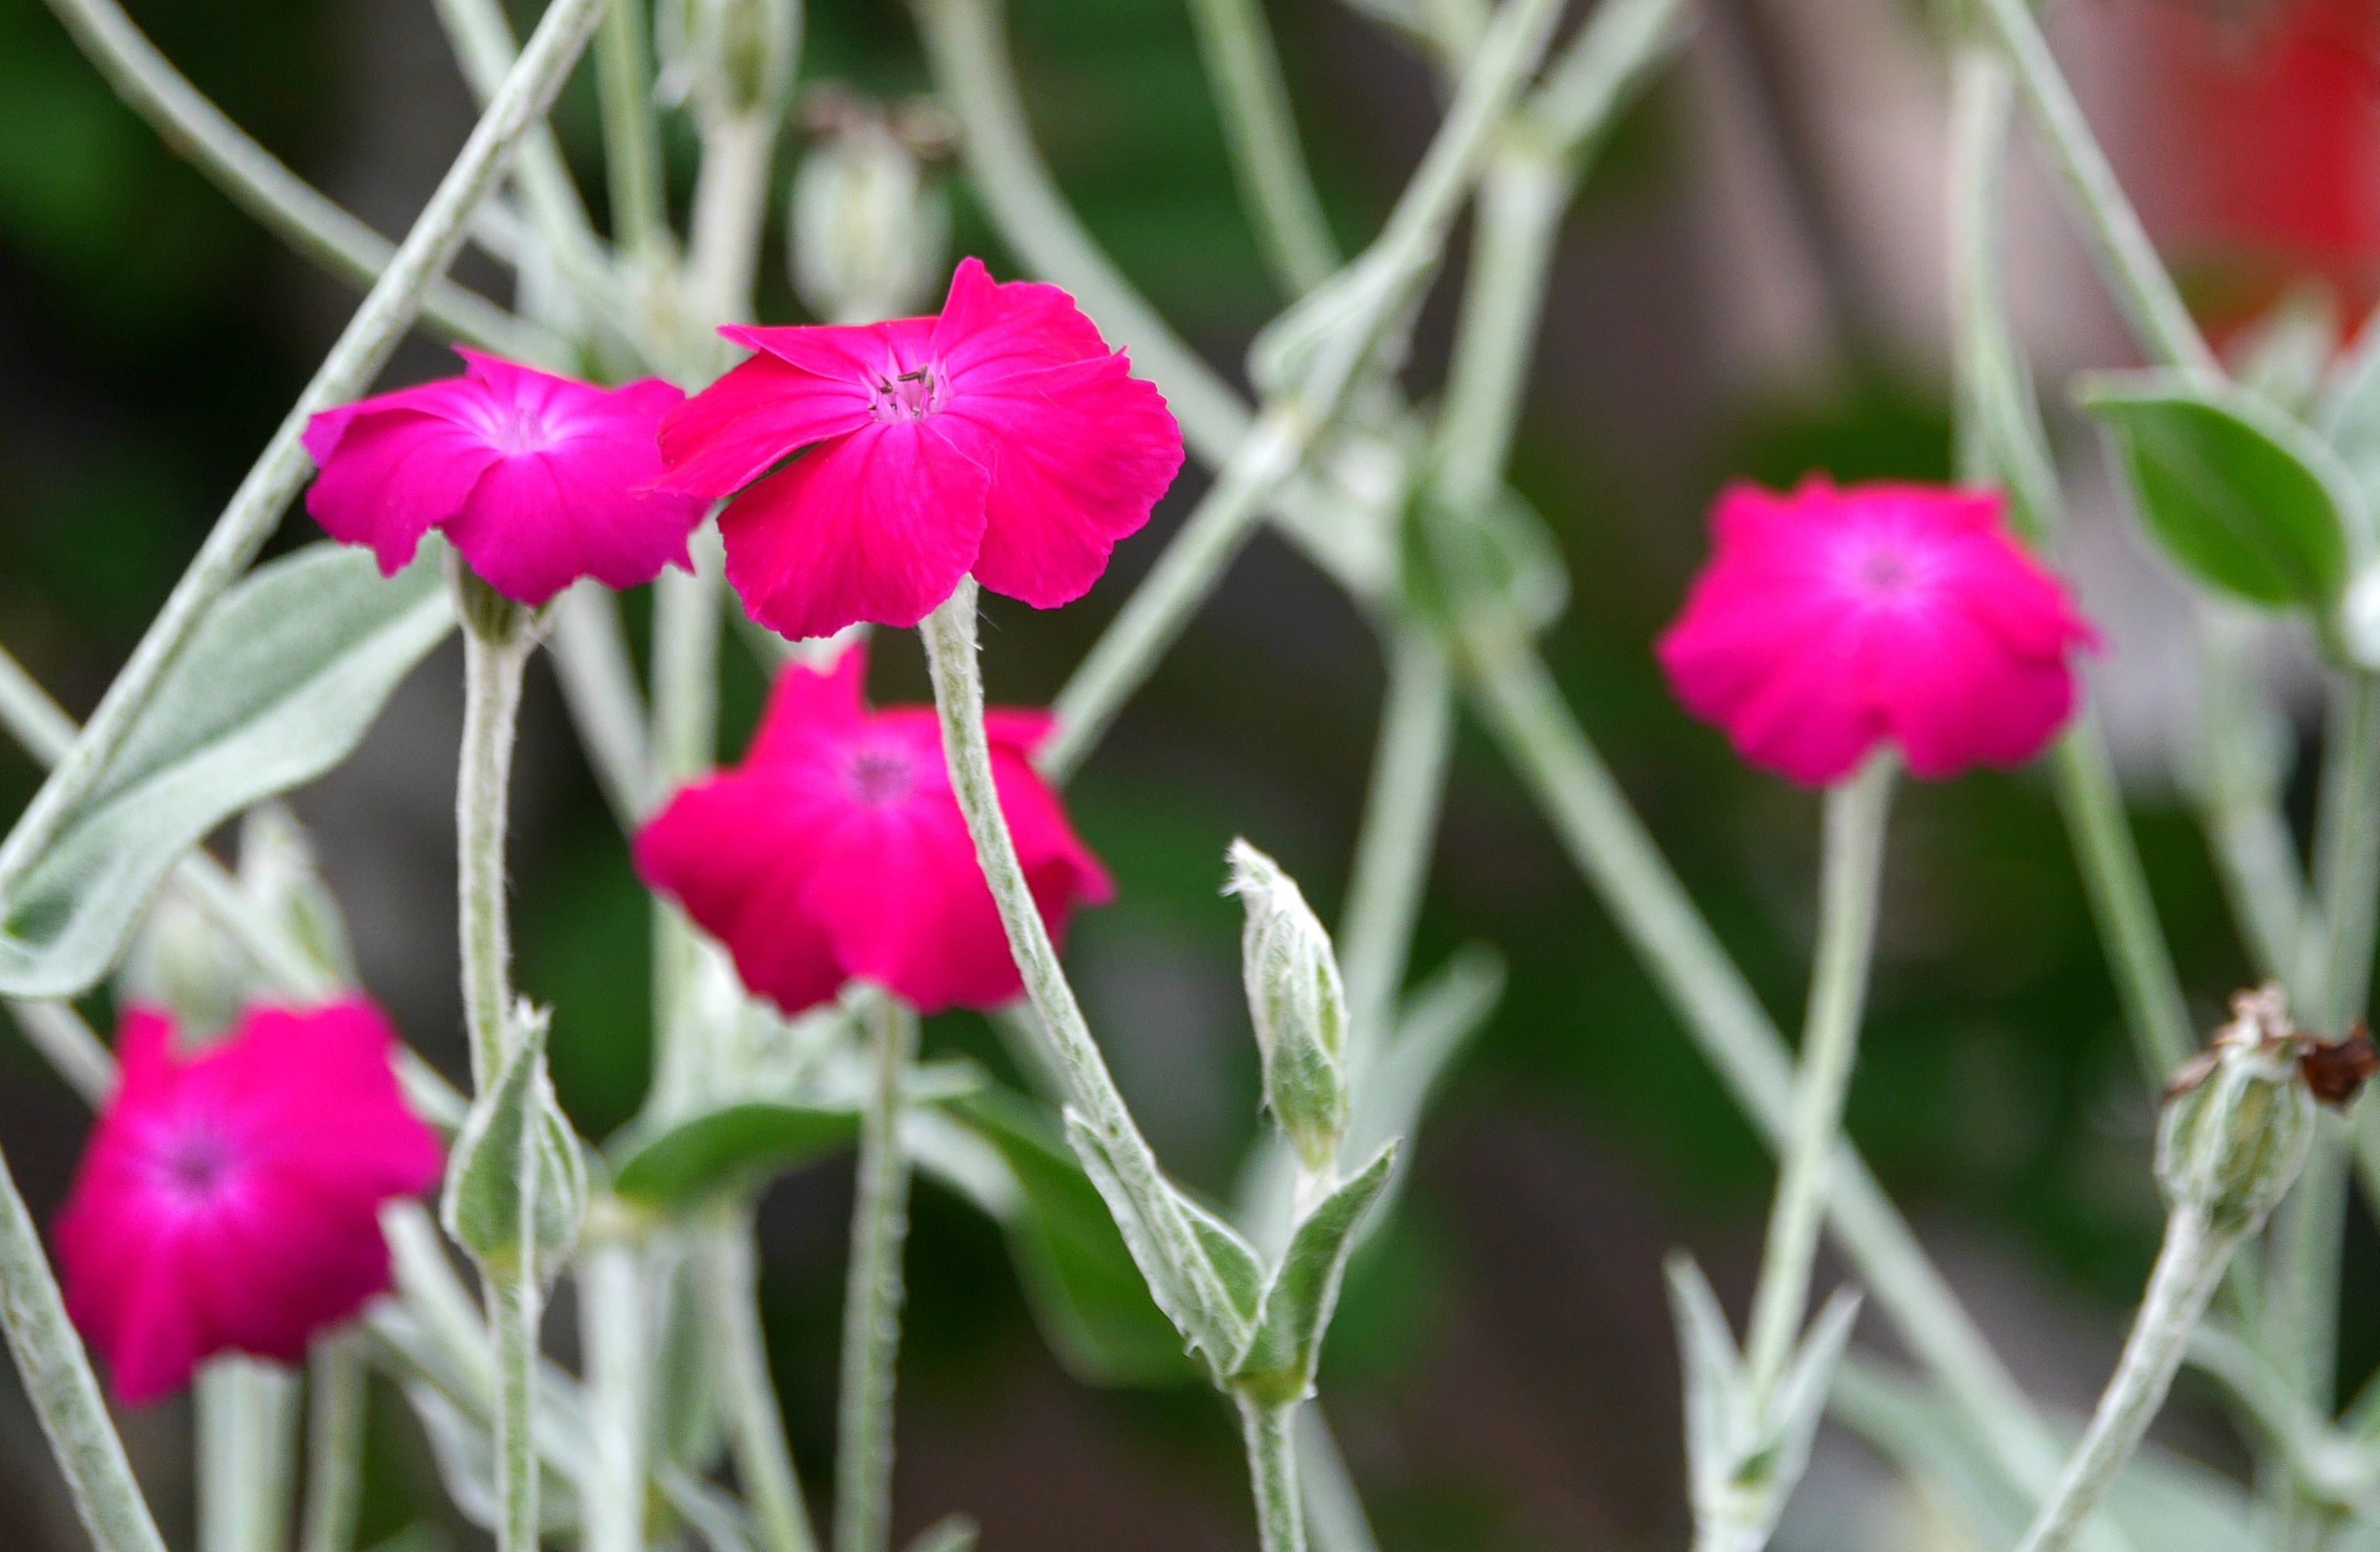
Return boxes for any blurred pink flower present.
[302,349,704,606]
[634,643,1113,1014]
[1656,478,2095,785]
[56,1002,442,1406]
[657,257,1184,640]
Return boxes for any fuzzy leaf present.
[1663,1253,1742,1515]
[2080,372,2361,608]
[401,1379,580,1537]
[1401,481,1569,640]
[947,1091,1193,1387]
[1230,1143,1398,1403]
[0,543,450,998]
[1064,1111,1263,1381]
[440,1010,586,1284]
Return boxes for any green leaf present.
[440,1008,587,1284]
[609,1061,983,1208]
[1401,480,1569,640]
[2079,371,2362,608]
[1064,1110,1265,1383]
[612,1104,859,1208]
[0,543,452,997]
[951,1090,1194,1387]
[903,1514,980,1552]
[1229,1143,1398,1403]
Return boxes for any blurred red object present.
[2126,0,2380,337]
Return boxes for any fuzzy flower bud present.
[118,891,245,1041]
[790,96,951,325]
[657,0,797,121]
[1227,839,1350,1177]
[2158,986,2316,1235]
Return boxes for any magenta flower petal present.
[1656,477,2096,786]
[305,350,706,606]
[635,644,1111,1015]
[719,421,993,638]
[655,351,877,497]
[56,1002,441,1405]
[955,355,1185,607]
[661,258,1183,639]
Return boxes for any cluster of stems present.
[0,0,2375,1548]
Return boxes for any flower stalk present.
[701,1216,821,1552]
[299,1335,369,1552]
[1238,1396,1308,1552]
[1740,756,1894,1403]
[835,993,920,1552]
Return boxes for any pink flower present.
[633,644,1114,1014]
[657,257,1185,640]
[303,349,706,606]
[56,1002,442,1405]
[1656,477,2096,785]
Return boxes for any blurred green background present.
[0,0,2337,1544]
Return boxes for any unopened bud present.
[2158,985,2315,1235]
[656,0,797,121]
[119,891,246,1044]
[237,806,355,986]
[790,95,951,324]
[1227,839,1350,1176]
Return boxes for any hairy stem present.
[1462,634,2114,1540]
[1183,0,1339,296]
[1238,1396,1307,1552]
[2016,1209,2242,1552]
[647,531,726,1117]
[0,1136,166,1552]
[548,586,655,830]
[702,1219,821,1552]
[1336,626,1456,1059]
[1740,757,1894,1401]
[299,1335,370,1552]
[1945,48,2195,1086]
[835,996,920,1552]
[196,1358,299,1552]
[489,1264,545,1552]
[456,617,532,1088]
[0,0,611,912]
[1968,0,2213,374]
[579,1236,650,1552]
[687,114,779,333]
[595,0,669,262]
[923,579,1251,1355]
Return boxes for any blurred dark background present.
[1,0,2368,1544]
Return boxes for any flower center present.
[1849,543,1923,599]
[152,1124,237,1206]
[842,744,918,807]
[485,402,558,456]
[869,367,944,423]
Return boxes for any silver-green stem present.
[1182,0,1339,296]
[2262,672,2380,1545]
[1944,47,2194,1084]
[36,0,551,358]
[1041,413,1304,783]
[1238,1396,1307,1552]
[1740,757,1894,1403]
[1460,634,2109,1537]
[299,1335,370,1552]
[2014,1208,2242,1552]
[548,586,655,830]
[647,532,726,1117]
[197,1357,299,1552]
[430,0,616,308]
[701,1218,821,1552]
[489,1265,545,1552]
[0,1134,167,1552]
[687,114,779,333]
[1434,147,1567,498]
[1968,0,2213,375]
[923,579,1251,1354]
[457,620,532,1089]
[578,1235,650,1552]
[595,0,669,263]
[5,1000,112,1107]
[834,995,920,1552]
[0,0,611,910]
[1335,627,1456,1062]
